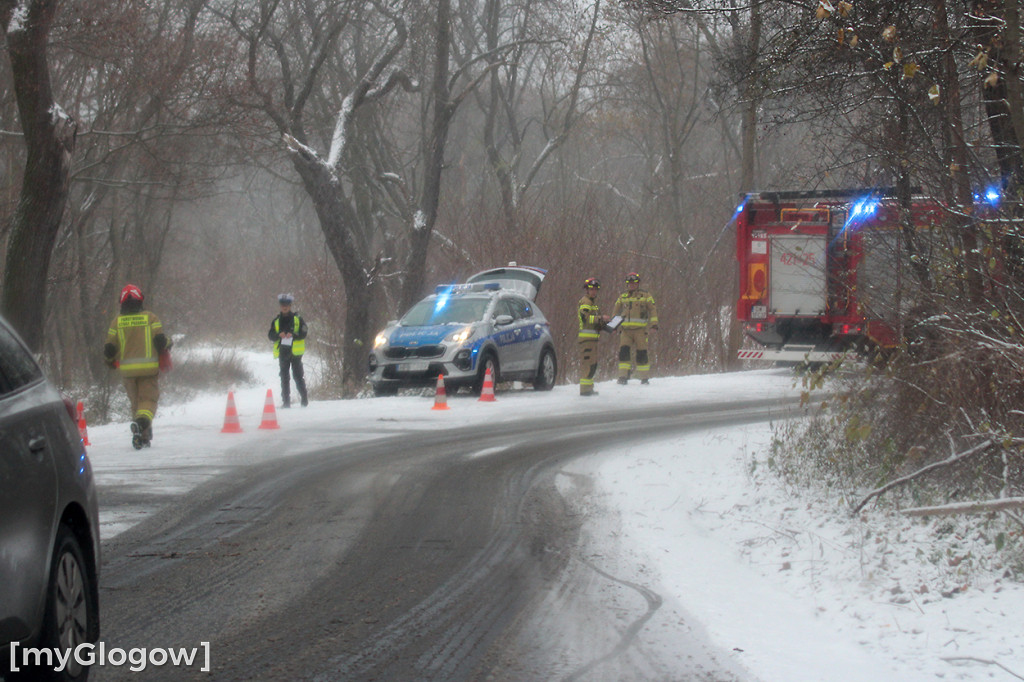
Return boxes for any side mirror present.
[494,314,514,326]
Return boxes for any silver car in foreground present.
[0,316,100,682]
[368,265,558,395]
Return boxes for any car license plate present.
[399,361,430,372]
[751,305,767,319]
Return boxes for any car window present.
[401,297,490,326]
[492,299,514,319]
[0,322,43,396]
[507,297,533,320]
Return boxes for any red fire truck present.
[735,189,946,363]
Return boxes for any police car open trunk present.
[466,264,546,301]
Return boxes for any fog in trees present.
[3,0,1024,507]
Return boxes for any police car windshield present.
[401,296,489,326]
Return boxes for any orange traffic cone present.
[259,389,280,430]
[478,366,496,402]
[221,391,244,433]
[76,401,91,446]
[431,373,450,410]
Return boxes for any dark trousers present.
[279,353,307,404]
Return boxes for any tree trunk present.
[1,0,76,350]
[400,0,452,312]
[936,0,983,301]
[726,0,762,371]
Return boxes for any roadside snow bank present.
[566,427,1024,681]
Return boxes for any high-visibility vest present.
[107,311,162,377]
[577,295,602,341]
[274,315,305,357]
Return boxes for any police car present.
[368,265,557,396]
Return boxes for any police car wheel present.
[372,383,399,397]
[473,353,499,395]
[533,347,557,391]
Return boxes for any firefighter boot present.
[130,421,144,450]
[136,415,153,447]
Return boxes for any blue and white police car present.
[368,265,557,396]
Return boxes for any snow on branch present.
[283,133,324,166]
[6,2,29,34]
[850,440,994,515]
[326,94,354,169]
[940,657,1024,681]
[901,497,1024,518]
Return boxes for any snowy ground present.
[84,348,1024,681]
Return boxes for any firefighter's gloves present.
[103,343,119,369]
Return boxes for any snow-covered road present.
[84,355,1024,681]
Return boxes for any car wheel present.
[533,347,557,391]
[372,383,399,397]
[10,524,98,682]
[473,353,499,395]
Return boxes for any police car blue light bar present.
[434,282,501,295]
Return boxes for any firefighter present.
[268,293,309,407]
[104,284,171,450]
[612,272,659,384]
[578,277,609,396]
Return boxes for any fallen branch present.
[850,440,993,515]
[902,497,1024,517]
[941,656,1024,680]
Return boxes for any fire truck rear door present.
[769,234,827,316]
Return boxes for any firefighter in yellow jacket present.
[104,284,171,449]
[612,272,659,384]
[578,278,609,396]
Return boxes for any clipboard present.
[605,315,623,331]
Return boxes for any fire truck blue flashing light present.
[731,201,746,222]
[984,185,1001,207]
[843,196,880,231]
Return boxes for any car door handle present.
[28,436,47,453]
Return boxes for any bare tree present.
[221,0,421,394]
[0,0,76,350]
[459,0,604,234]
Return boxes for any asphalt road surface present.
[94,397,801,681]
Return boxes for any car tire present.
[533,347,557,391]
[9,524,98,682]
[372,383,399,397]
[473,353,499,395]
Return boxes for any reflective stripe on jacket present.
[578,295,602,341]
[107,311,162,377]
[273,314,306,357]
[612,289,658,330]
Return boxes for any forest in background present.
[2,1,1024,519]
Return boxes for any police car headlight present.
[373,331,389,349]
[446,326,473,344]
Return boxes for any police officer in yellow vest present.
[612,272,659,384]
[578,278,609,396]
[268,293,308,407]
[104,283,171,449]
